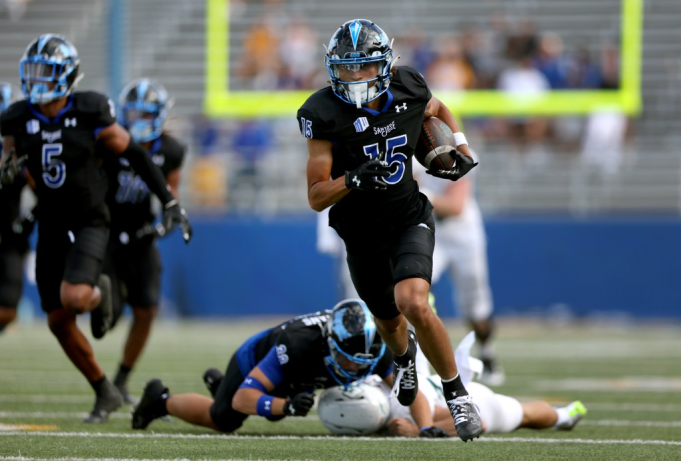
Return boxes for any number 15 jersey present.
[297,66,433,249]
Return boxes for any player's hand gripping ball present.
[414,117,478,181]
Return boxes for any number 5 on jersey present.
[42,143,66,188]
[363,134,407,185]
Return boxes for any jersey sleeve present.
[160,135,186,172]
[297,96,335,141]
[0,101,26,138]
[77,91,117,132]
[400,66,432,105]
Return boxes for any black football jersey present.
[297,66,433,247]
[253,310,393,396]
[0,92,116,228]
[103,134,185,235]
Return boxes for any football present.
[414,117,456,170]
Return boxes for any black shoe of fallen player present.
[83,379,123,423]
[203,367,223,398]
[446,393,483,442]
[91,274,113,340]
[132,379,169,430]
[392,330,418,406]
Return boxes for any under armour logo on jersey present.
[395,103,407,113]
[352,176,361,187]
[354,117,369,133]
[65,118,77,127]
[26,119,39,134]
[152,155,165,166]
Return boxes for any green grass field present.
[1,318,680,460]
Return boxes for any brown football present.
[414,117,456,170]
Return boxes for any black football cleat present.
[83,379,123,423]
[132,379,169,430]
[203,367,223,398]
[446,393,483,442]
[392,330,418,406]
[91,274,113,340]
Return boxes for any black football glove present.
[345,159,391,191]
[0,155,27,186]
[425,149,478,182]
[283,393,315,417]
[162,201,193,244]
[419,426,450,438]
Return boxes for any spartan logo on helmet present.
[20,34,82,105]
[324,19,396,108]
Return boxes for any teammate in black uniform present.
[0,82,32,333]
[0,34,192,423]
[131,299,393,432]
[299,20,481,441]
[102,78,186,403]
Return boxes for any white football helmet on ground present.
[318,383,390,435]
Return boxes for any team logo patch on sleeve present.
[26,119,40,134]
[354,117,369,133]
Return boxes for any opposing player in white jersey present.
[320,332,587,437]
[413,153,504,385]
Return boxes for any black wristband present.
[121,139,174,205]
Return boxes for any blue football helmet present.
[324,19,395,108]
[118,78,172,143]
[0,82,21,113]
[20,34,81,105]
[324,299,386,389]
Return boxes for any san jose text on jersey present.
[297,66,433,246]
[103,134,185,236]
[0,92,116,227]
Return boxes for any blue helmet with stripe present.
[0,82,21,113]
[20,34,81,105]
[324,299,386,389]
[324,19,395,108]
[118,78,172,143]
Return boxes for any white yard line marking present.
[0,396,92,403]
[0,431,680,446]
[0,411,679,428]
[585,403,681,412]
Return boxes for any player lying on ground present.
[132,299,394,432]
[320,332,587,437]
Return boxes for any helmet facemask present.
[20,35,81,105]
[325,19,395,108]
[118,79,171,144]
[324,299,386,389]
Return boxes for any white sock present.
[553,406,570,428]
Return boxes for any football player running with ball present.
[0,34,192,423]
[299,19,481,441]
[102,78,186,404]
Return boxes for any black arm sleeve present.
[121,139,175,205]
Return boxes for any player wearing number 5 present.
[0,35,192,423]
[299,19,481,441]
